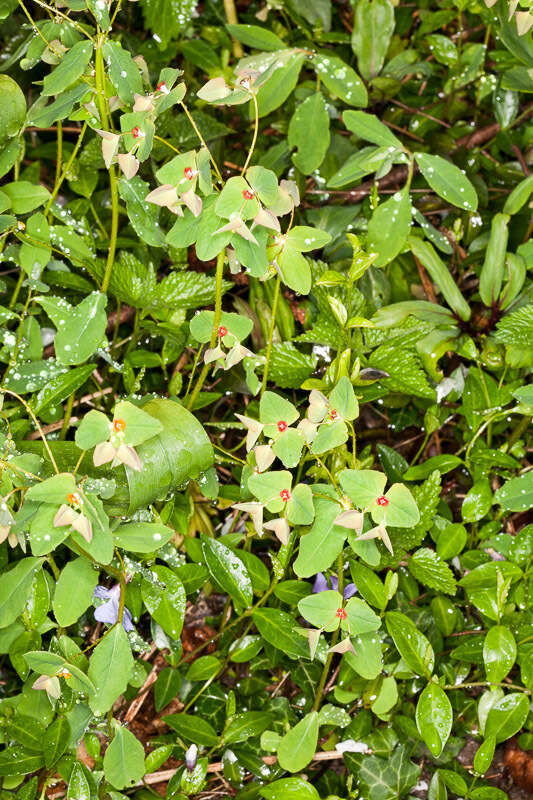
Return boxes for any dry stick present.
[413,254,438,304]
[139,750,346,786]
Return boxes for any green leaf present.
[154,668,181,712]
[483,626,517,684]
[43,717,71,768]
[0,747,44,776]
[310,420,348,455]
[495,471,533,512]
[288,93,330,175]
[479,213,509,307]
[0,76,26,145]
[415,683,453,757]
[346,632,383,679]
[113,522,174,553]
[226,24,285,51]
[260,778,320,800]
[2,182,50,214]
[256,52,305,118]
[358,745,420,800]
[252,608,309,659]
[408,236,471,321]
[462,479,492,523]
[34,364,96,414]
[222,711,274,744]
[37,292,107,366]
[102,41,143,104]
[139,0,197,48]
[350,562,387,609]
[163,713,218,746]
[403,454,462,480]
[343,110,402,148]
[118,177,166,248]
[53,557,98,627]
[202,538,253,608]
[103,723,145,789]
[385,611,435,676]
[408,548,456,595]
[484,693,529,742]
[278,245,311,294]
[141,565,186,638]
[6,715,46,752]
[298,590,341,632]
[352,0,395,80]
[156,270,231,310]
[339,468,386,509]
[414,153,478,212]
[88,625,134,715]
[473,735,496,775]
[0,558,43,629]
[294,495,346,578]
[327,145,392,188]
[265,343,317,389]
[344,597,382,635]
[67,763,90,800]
[42,42,93,96]
[277,712,319,773]
[312,53,367,106]
[367,189,412,267]
[186,655,221,682]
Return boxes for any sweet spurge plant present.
[1,0,533,799]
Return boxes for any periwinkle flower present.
[312,571,357,600]
[93,584,134,632]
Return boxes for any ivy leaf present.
[358,745,421,800]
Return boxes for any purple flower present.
[313,572,356,600]
[185,744,198,771]
[93,584,134,632]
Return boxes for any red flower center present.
[113,418,126,433]
[376,495,389,507]
[336,608,347,619]
[156,81,166,92]
[218,325,228,338]
[280,489,290,502]
[131,126,141,138]
[330,409,338,419]
[242,189,254,200]
[184,167,194,180]
[277,420,287,432]
[67,493,80,507]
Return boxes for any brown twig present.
[413,255,438,303]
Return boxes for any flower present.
[185,744,198,771]
[32,674,61,700]
[93,417,142,472]
[93,584,134,632]
[0,503,17,548]
[312,571,357,599]
[53,492,92,543]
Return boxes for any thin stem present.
[261,274,280,395]
[94,40,119,293]
[54,121,63,195]
[179,102,223,184]
[17,0,62,56]
[59,393,75,440]
[154,134,182,155]
[313,552,344,712]
[0,389,59,473]
[9,271,24,309]
[32,0,95,40]
[242,94,259,175]
[44,123,88,215]
[186,250,225,410]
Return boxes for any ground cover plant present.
[1,0,533,798]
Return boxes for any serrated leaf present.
[408,548,456,595]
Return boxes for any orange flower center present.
[113,418,126,433]
[184,167,194,180]
[277,421,287,432]
[67,493,80,507]
[242,189,254,200]
[330,409,338,419]
[376,495,389,507]
[280,489,290,502]
[336,608,347,619]
[218,325,228,338]
[131,126,141,138]
[156,81,166,92]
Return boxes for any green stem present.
[59,393,75,440]
[94,37,119,293]
[242,94,259,175]
[223,0,243,58]
[44,122,87,215]
[179,102,223,184]
[508,414,531,447]
[261,274,280,395]
[313,552,344,712]
[9,271,24,309]
[186,250,226,410]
